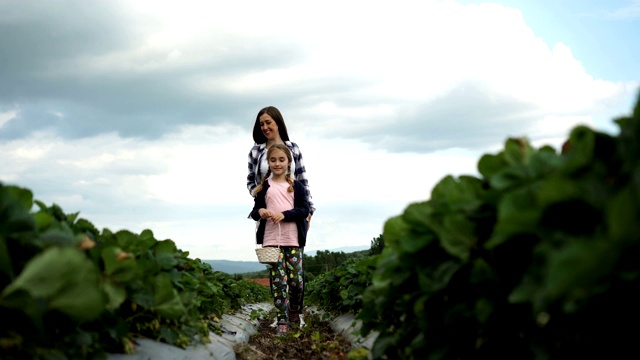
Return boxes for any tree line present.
[240,234,384,280]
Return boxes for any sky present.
[1,0,639,261]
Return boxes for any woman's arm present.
[247,145,260,196]
[289,142,316,214]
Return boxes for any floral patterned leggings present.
[268,246,304,323]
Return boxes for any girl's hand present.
[259,209,272,219]
[271,212,285,223]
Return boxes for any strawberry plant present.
[306,256,378,315]
[0,184,270,359]
[358,90,640,359]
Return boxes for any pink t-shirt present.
[263,179,299,247]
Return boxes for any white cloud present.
[0,109,17,128]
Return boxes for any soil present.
[245,278,270,287]
[235,310,354,360]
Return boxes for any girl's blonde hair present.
[252,144,294,196]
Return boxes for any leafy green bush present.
[358,91,640,359]
[0,184,269,359]
[307,256,378,315]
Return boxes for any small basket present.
[255,246,280,264]
[255,222,281,265]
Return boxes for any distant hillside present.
[203,260,267,274]
[203,245,370,274]
[305,245,369,256]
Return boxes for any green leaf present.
[0,236,12,280]
[153,273,186,319]
[155,253,178,270]
[339,289,349,300]
[475,297,493,324]
[33,212,53,231]
[0,186,35,235]
[116,229,157,253]
[528,147,560,177]
[2,247,105,321]
[383,216,410,249]
[417,261,461,293]
[606,186,640,246]
[469,258,494,284]
[544,240,616,307]
[6,185,34,212]
[489,166,531,190]
[497,187,537,220]
[486,187,540,248]
[102,280,127,310]
[74,218,98,235]
[101,246,139,283]
[504,137,532,166]
[33,199,47,212]
[38,229,76,247]
[0,289,42,329]
[431,175,483,208]
[66,212,79,224]
[154,240,179,254]
[437,214,476,261]
[562,126,596,173]
[537,176,582,206]
[114,230,138,250]
[478,153,508,178]
[402,201,434,235]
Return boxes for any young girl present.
[250,144,310,336]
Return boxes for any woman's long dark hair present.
[252,106,291,144]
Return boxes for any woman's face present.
[259,113,279,141]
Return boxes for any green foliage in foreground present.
[357,91,640,359]
[0,186,270,359]
[304,249,369,281]
[306,256,378,315]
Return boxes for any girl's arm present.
[249,188,267,220]
[282,181,310,221]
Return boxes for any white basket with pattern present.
[255,222,281,265]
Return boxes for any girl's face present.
[259,113,279,141]
[268,148,290,177]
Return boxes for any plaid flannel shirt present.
[247,141,315,214]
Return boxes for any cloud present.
[1,0,635,149]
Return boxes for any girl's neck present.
[271,174,287,182]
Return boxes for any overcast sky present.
[1,0,639,261]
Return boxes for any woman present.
[247,106,315,221]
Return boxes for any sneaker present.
[289,304,301,326]
[289,312,300,325]
[276,321,288,336]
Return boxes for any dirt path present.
[235,311,355,360]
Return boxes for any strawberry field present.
[3,90,640,359]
